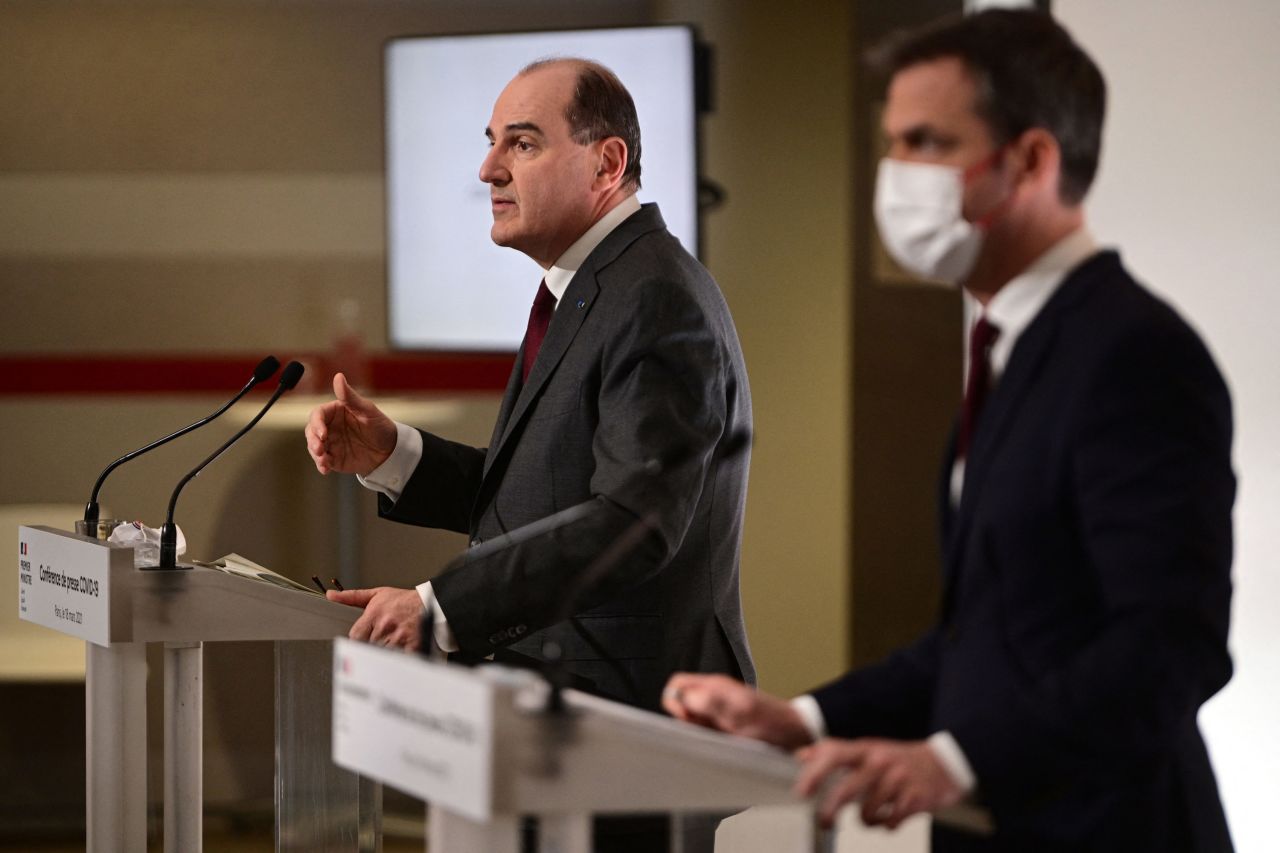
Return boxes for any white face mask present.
[873,157,985,286]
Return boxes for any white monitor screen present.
[386,25,699,351]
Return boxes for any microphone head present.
[252,355,280,384]
[278,361,305,391]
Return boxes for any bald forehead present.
[510,61,579,104]
[486,62,577,140]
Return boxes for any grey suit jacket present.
[380,203,755,709]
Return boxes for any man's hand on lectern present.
[328,587,424,652]
[305,372,397,477]
[662,673,813,750]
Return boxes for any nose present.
[479,146,509,186]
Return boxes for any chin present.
[490,225,515,248]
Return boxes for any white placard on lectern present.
[17,525,125,646]
[332,638,495,821]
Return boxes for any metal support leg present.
[164,641,203,853]
[87,642,148,853]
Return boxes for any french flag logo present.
[19,542,26,556]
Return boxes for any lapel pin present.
[576,298,587,309]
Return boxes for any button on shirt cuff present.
[357,422,423,503]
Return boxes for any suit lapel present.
[476,203,666,486]
[482,272,600,481]
[942,254,1107,584]
[483,352,526,465]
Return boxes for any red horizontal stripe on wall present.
[0,353,514,396]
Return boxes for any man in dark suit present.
[665,10,1235,852]
[304,58,754,716]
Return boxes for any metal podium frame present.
[20,525,372,853]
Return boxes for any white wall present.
[1055,3,1280,850]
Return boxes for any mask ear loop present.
[962,143,1018,229]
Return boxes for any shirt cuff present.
[927,730,978,794]
[357,422,423,502]
[790,694,828,743]
[416,580,459,653]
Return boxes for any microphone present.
[155,361,305,569]
[82,356,280,529]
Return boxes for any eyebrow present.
[484,121,545,140]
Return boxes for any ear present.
[592,136,629,191]
[1011,127,1063,198]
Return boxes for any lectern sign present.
[17,525,116,646]
[332,638,495,821]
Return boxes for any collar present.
[967,227,1098,380]
[542,193,642,306]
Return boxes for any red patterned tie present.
[521,280,556,383]
[957,315,1001,458]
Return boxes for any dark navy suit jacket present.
[812,252,1235,852]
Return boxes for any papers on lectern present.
[192,553,321,596]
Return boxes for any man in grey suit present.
[304,58,754,717]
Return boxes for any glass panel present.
[276,639,382,852]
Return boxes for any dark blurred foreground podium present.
[16,525,373,853]
[331,638,825,853]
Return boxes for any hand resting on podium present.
[663,673,963,830]
[326,587,425,653]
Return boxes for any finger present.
[389,620,420,652]
[887,788,928,829]
[329,588,377,608]
[348,609,374,643]
[818,771,870,829]
[674,676,734,718]
[305,407,326,445]
[660,673,699,716]
[861,767,907,827]
[305,434,332,473]
[796,740,869,797]
[661,688,689,720]
[333,372,372,412]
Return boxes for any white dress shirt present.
[792,227,1100,795]
[359,194,644,652]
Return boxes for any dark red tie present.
[521,280,556,383]
[957,316,1001,458]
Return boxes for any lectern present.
[16,525,372,853]
[331,638,824,853]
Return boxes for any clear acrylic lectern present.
[17,524,374,853]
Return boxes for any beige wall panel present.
[0,0,646,172]
[0,173,383,257]
[657,0,854,698]
[0,256,387,353]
